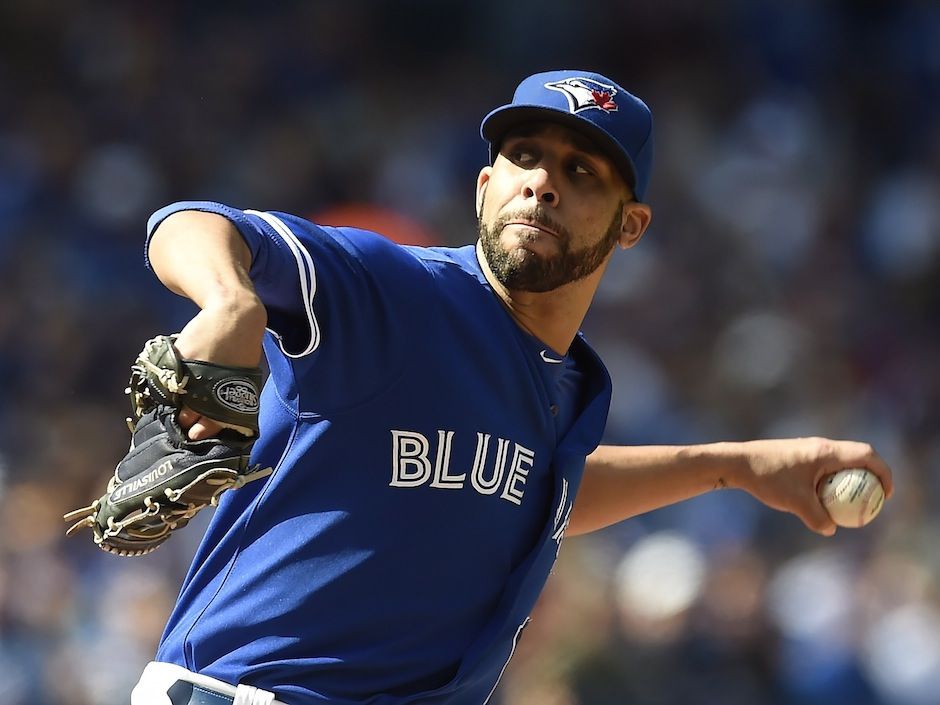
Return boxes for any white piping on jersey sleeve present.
[245,209,320,358]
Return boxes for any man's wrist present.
[202,291,267,328]
[175,294,267,368]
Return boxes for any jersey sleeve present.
[146,201,434,410]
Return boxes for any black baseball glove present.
[64,335,272,556]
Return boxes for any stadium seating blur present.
[0,2,937,703]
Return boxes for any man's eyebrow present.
[501,125,606,159]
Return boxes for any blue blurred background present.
[1,1,938,703]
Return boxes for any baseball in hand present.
[818,468,885,528]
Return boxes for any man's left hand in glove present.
[64,334,272,557]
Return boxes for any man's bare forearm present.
[568,439,893,537]
[568,444,735,536]
[148,210,266,367]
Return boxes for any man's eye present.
[510,149,536,164]
[572,163,594,176]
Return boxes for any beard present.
[478,198,624,293]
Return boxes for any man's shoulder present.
[402,244,484,281]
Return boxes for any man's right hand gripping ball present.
[64,335,272,556]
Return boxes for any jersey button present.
[549,404,559,416]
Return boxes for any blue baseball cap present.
[480,70,654,201]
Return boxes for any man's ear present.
[618,202,652,249]
[476,167,492,219]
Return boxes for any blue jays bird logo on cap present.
[545,77,618,114]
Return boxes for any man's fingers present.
[836,441,895,499]
[863,452,894,499]
[177,407,224,440]
[802,502,837,537]
[178,407,199,428]
[190,418,226,440]
[794,482,838,537]
[189,420,211,440]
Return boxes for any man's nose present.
[521,168,558,206]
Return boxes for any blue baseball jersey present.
[145,202,613,704]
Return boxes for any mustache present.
[495,207,570,241]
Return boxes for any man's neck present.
[475,241,605,355]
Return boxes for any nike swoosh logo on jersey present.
[540,350,563,364]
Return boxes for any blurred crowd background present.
[1,1,938,704]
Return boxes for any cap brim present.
[481,104,639,194]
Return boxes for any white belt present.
[132,661,289,705]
